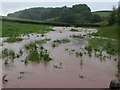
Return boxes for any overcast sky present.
[0,0,119,16]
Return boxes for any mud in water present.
[1,27,117,88]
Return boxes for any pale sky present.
[0,0,119,16]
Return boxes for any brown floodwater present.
[1,27,118,88]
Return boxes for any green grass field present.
[92,25,118,40]
[92,11,112,18]
[87,38,119,55]
[2,21,52,37]
[95,20,108,26]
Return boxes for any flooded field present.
[1,27,118,88]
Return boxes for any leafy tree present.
[7,4,94,25]
[90,14,102,23]
[108,6,119,25]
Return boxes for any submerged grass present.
[9,50,16,60]
[25,42,37,50]
[24,39,52,65]
[2,48,9,59]
[25,39,51,50]
[52,38,70,48]
[71,35,84,39]
[2,48,16,64]
[25,46,52,64]
[70,28,79,32]
[27,50,40,62]
[19,49,23,56]
[5,37,23,42]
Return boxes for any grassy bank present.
[93,25,118,40]
[86,38,119,55]
[2,21,52,37]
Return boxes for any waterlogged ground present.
[1,27,118,88]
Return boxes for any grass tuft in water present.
[24,40,52,64]
[19,49,23,56]
[2,48,9,59]
[71,35,84,39]
[5,37,23,43]
[2,48,16,63]
[52,38,70,48]
[70,28,79,32]
[9,50,16,60]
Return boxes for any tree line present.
[108,4,120,25]
[7,4,102,25]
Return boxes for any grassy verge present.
[85,38,119,56]
[2,21,52,37]
[92,25,118,40]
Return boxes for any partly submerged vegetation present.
[2,48,16,60]
[70,28,79,32]
[2,38,52,66]
[25,48,52,63]
[71,34,84,39]
[84,38,119,58]
[52,38,70,48]
[24,39,52,65]
[2,48,24,65]
[5,37,23,42]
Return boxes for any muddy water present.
[2,27,117,88]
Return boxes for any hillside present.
[92,10,112,18]
[7,4,95,25]
[1,16,70,27]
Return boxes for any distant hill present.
[7,4,111,25]
[7,4,92,25]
